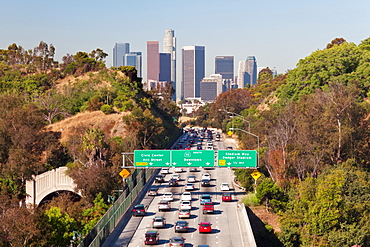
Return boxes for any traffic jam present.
[131,128,234,246]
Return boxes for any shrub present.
[100,104,114,114]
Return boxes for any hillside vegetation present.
[190,38,370,247]
[0,42,180,246]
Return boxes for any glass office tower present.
[182,46,205,99]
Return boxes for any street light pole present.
[229,127,260,167]
[230,115,251,132]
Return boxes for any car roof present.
[135,204,144,207]
[154,216,164,219]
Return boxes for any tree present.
[326,37,346,49]
[122,107,164,149]
[42,207,77,246]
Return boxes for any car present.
[220,183,230,191]
[169,236,186,247]
[197,245,210,247]
[175,221,189,233]
[206,146,213,150]
[222,193,232,202]
[180,200,192,210]
[187,175,196,182]
[144,230,159,245]
[202,173,211,180]
[158,200,171,211]
[201,179,211,187]
[161,168,170,174]
[202,202,214,214]
[181,192,192,201]
[174,167,183,173]
[155,174,165,183]
[226,146,233,150]
[162,192,174,201]
[132,204,146,216]
[171,174,181,181]
[200,194,212,205]
[198,222,212,233]
[184,183,195,191]
[168,178,178,187]
[147,187,159,196]
[197,145,202,150]
[152,216,166,228]
[189,167,198,172]
[178,209,190,219]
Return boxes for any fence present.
[78,168,154,247]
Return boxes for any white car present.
[174,167,183,173]
[180,200,192,210]
[161,168,169,174]
[220,183,230,191]
[187,175,196,183]
[171,174,181,181]
[184,183,195,191]
[202,173,211,180]
[162,192,174,201]
[181,192,192,201]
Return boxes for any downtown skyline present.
[1,0,369,82]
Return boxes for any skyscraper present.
[215,56,234,81]
[124,52,142,78]
[182,46,205,99]
[113,43,130,67]
[146,41,160,90]
[246,56,257,86]
[163,30,177,99]
[159,53,171,82]
[238,60,247,88]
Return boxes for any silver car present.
[169,236,186,246]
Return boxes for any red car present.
[222,193,232,202]
[144,231,159,245]
[198,222,212,233]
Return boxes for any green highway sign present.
[218,150,257,168]
[171,150,215,167]
[134,150,171,167]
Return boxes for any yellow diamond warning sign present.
[250,170,262,180]
[119,169,130,178]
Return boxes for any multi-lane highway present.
[110,128,247,247]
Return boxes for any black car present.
[201,179,211,187]
[155,175,165,183]
[175,220,189,233]
[132,204,146,216]
[168,178,178,187]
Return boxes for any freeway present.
[109,129,248,247]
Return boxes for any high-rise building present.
[238,61,247,88]
[163,29,177,99]
[200,74,223,101]
[124,52,142,78]
[159,53,171,82]
[113,43,130,67]
[147,41,160,89]
[182,46,205,99]
[246,56,257,86]
[215,56,234,81]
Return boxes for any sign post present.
[171,150,214,168]
[217,150,257,168]
[134,150,171,167]
[250,169,262,193]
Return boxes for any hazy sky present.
[1,0,369,81]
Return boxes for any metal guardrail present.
[78,168,154,247]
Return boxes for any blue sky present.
[1,0,369,81]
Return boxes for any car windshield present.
[177,222,187,226]
[145,233,157,237]
[200,223,210,227]
[134,205,144,209]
